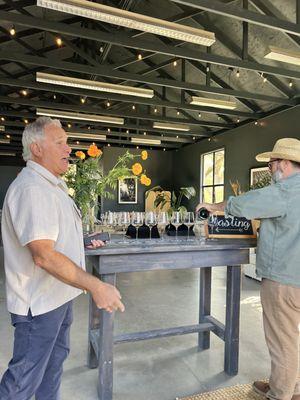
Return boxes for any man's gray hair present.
[22,116,61,161]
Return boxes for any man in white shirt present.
[0,117,124,399]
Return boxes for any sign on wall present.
[205,212,257,239]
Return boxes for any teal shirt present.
[225,172,300,287]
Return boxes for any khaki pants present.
[261,279,300,400]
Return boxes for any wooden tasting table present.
[85,236,256,400]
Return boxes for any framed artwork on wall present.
[118,177,138,204]
[250,166,271,187]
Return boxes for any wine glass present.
[157,211,169,239]
[119,212,131,243]
[131,212,143,240]
[171,211,182,241]
[183,211,195,241]
[145,211,157,240]
[195,212,206,243]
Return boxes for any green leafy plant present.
[64,145,150,220]
[146,185,196,215]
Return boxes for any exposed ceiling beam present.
[0,54,266,117]
[1,11,300,80]
[0,95,233,128]
[170,0,300,36]
[0,115,210,137]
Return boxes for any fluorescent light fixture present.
[264,46,300,66]
[67,132,106,140]
[153,122,190,131]
[131,137,161,145]
[70,143,91,150]
[36,72,154,98]
[37,0,215,46]
[0,138,10,144]
[36,108,124,125]
[189,96,237,110]
[0,151,15,156]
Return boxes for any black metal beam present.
[1,11,300,80]
[0,95,233,129]
[0,53,294,109]
[170,0,300,36]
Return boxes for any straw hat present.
[256,138,300,163]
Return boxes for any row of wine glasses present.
[99,211,206,241]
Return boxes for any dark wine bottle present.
[197,207,210,220]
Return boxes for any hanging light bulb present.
[80,97,86,104]
[67,123,72,128]
[53,94,57,100]
[9,26,16,36]
[132,104,136,110]
[56,37,62,46]
[177,111,180,116]
[236,70,240,78]
[21,89,28,96]
[106,100,110,107]
[173,60,177,67]
[137,53,142,60]
[289,81,293,87]
[154,107,158,113]
[198,113,202,118]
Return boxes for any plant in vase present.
[64,145,151,232]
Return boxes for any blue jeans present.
[0,301,73,400]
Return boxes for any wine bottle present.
[197,207,210,220]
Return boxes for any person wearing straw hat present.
[196,138,300,400]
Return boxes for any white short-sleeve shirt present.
[1,160,86,316]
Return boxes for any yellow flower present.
[87,144,102,158]
[140,174,151,186]
[132,162,143,176]
[75,151,85,160]
[144,177,151,186]
[140,174,147,184]
[141,150,148,160]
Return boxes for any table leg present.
[198,267,212,350]
[224,265,241,376]
[98,273,116,400]
[88,293,100,368]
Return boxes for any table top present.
[85,236,257,257]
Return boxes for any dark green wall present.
[0,166,23,207]
[102,147,173,212]
[172,105,300,210]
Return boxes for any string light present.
[107,143,111,147]
[24,119,28,124]
[56,37,62,46]
[193,136,196,140]
[21,89,28,96]
[6,134,10,138]
[137,53,142,60]
[255,121,258,125]
[154,107,158,113]
[237,118,240,123]
[67,123,72,128]
[76,141,80,144]
[53,94,57,100]
[0,117,5,122]
[80,97,86,104]
[136,145,139,149]
[176,135,179,138]
[177,111,180,116]
[9,26,16,36]
[198,113,201,118]
[163,148,166,151]
[289,81,293,87]
[87,126,91,130]
[144,131,146,135]
[236,70,240,78]
[107,128,111,132]
[173,60,177,67]
[106,100,110,107]
[126,130,129,134]
[132,104,136,110]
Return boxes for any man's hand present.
[195,201,227,214]
[92,281,125,313]
[86,239,106,249]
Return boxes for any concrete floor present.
[0,256,270,400]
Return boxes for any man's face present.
[32,124,71,177]
[268,159,283,183]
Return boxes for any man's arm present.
[196,201,227,214]
[27,239,125,313]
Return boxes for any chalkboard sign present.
[205,212,257,239]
